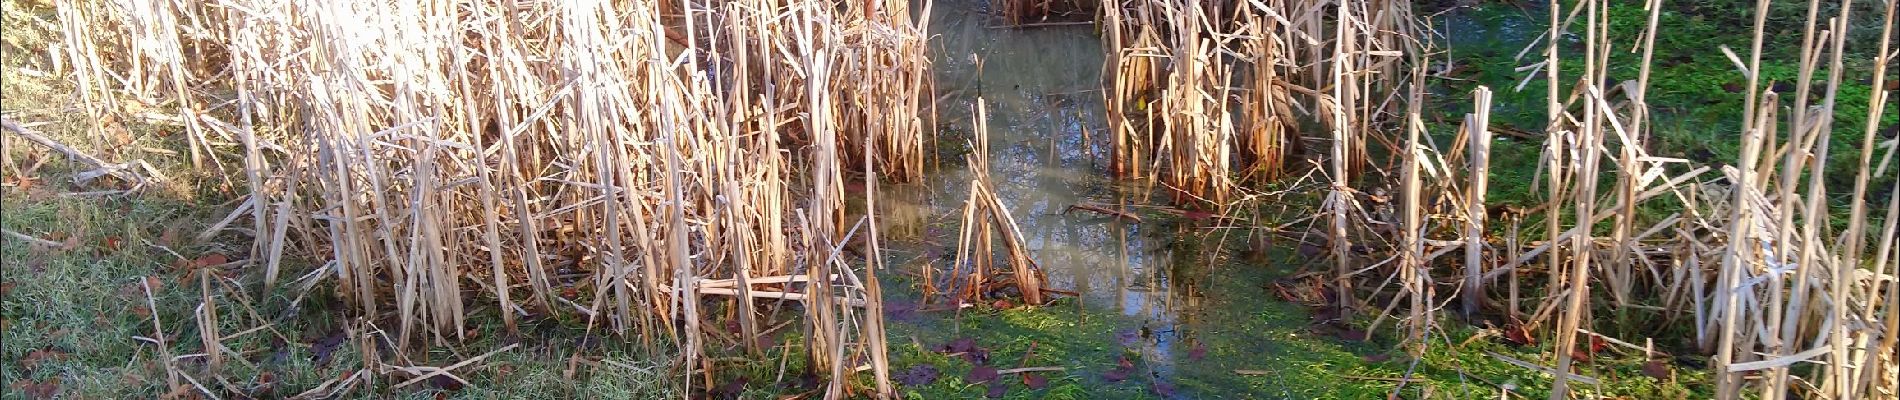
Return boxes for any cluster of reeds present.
[1101,0,1418,325]
[1105,0,1898,397]
[54,0,932,396]
[1100,0,1416,194]
[946,99,1047,306]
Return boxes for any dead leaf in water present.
[939,337,977,354]
[1336,329,1369,342]
[1115,329,1141,346]
[895,364,940,386]
[968,366,998,383]
[9,377,60,399]
[1151,381,1176,397]
[1642,360,1672,380]
[985,381,1008,398]
[1022,373,1047,389]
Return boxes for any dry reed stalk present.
[1869,185,1900,396]
[1398,82,1427,352]
[143,277,181,391]
[1607,0,1666,315]
[197,271,223,373]
[1463,87,1492,318]
[1551,2,1611,396]
[1844,1,1896,396]
[1238,6,1299,183]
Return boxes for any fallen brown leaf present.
[19,348,67,370]
[57,233,79,252]
[1642,360,1672,380]
[9,377,60,399]
[157,226,181,248]
[1502,324,1535,346]
[192,253,228,268]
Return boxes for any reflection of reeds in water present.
[61,0,929,395]
[1102,0,1416,327]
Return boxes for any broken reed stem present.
[1462,87,1492,319]
[1329,0,1361,323]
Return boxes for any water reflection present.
[869,0,1288,396]
[880,0,1218,383]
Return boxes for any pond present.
[864,0,1422,397]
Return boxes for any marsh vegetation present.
[0,0,1894,398]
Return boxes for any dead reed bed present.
[1102,0,1897,397]
[51,0,932,396]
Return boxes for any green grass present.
[1432,0,1895,243]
